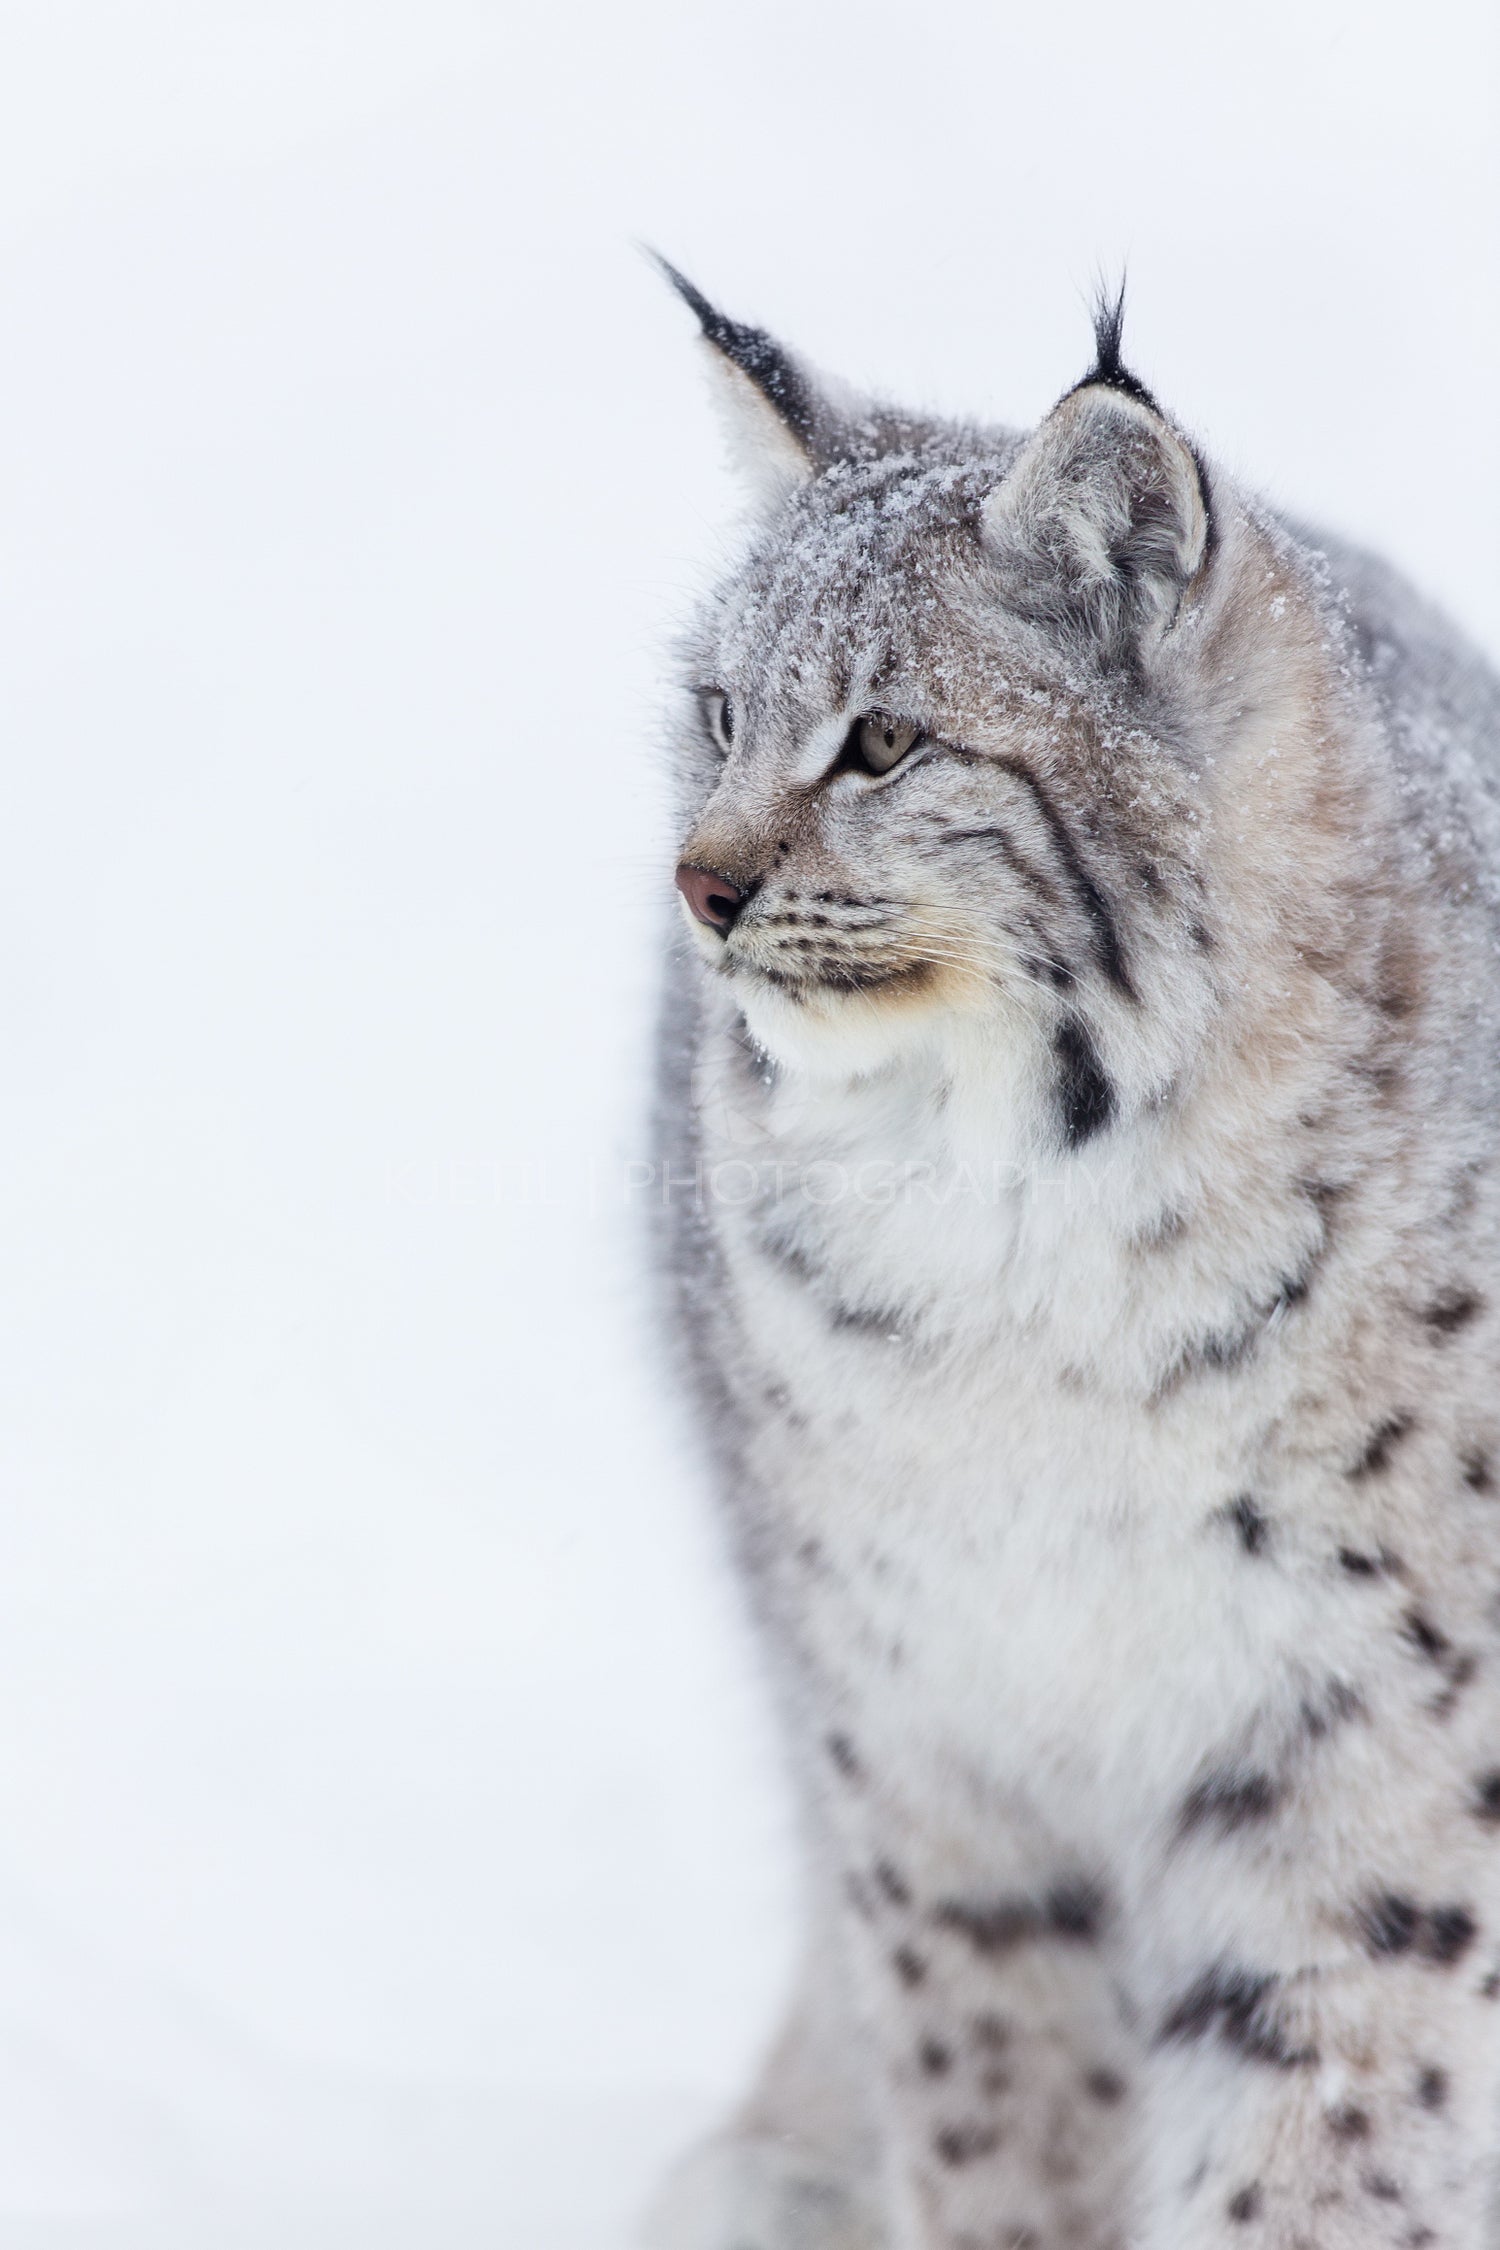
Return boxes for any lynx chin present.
[642,263,1500,2250]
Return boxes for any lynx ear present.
[652,255,827,505]
[982,303,1209,664]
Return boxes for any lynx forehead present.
[646,263,1500,2250]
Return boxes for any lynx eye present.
[849,710,925,777]
[702,690,734,755]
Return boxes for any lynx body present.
[645,271,1500,2250]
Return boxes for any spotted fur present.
[642,276,1500,2250]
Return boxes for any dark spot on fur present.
[1426,1906,1477,1963]
[1227,2185,1262,2223]
[1223,1495,1269,1555]
[1407,2231,1437,2248]
[1328,2104,1371,2140]
[756,1231,817,1288]
[1302,1679,1368,1739]
[1364,2173,1402,2202]
[1339,1546,1382,1576]
[1158,1965,1315,2068]
[1350,1414,1415,1478]
[825,1732,863,1781]
[933,2121,1001,2167]
[1403,1610,1452,1663]
[1429,1650,1478,1720]
[1360,1893,1477,1965]
[1416,2066,1448,2109]
[1360,1893,1420,1955]
[1054,1018,1114,1149]
[875,1860,912,1907]
[1423,1289,1482,1336]
[970,2012,1010,2051]
[1474,1771,1500,1824]
[1167,1262,1320,1394]
[1189,919,1213,950]
[1084,2066,1126,2103]
[935,1899,1034,1953]
[1183,1319,1262,1379]
[1206,1321,1263,1370]
[918,2038,952,2077]
[892,1946,928,1987]
[1138,1205,1188,1251]
[1047,1879,1106,1938]
[1481,1967,1500,2000]
[1354,1048,1403,1098]
[1178,1767,1284,1838]
[1462,1447,1494,1494]
[933,1882,1103,1953]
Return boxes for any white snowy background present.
[0,2,1496,2243]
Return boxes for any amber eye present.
[702,690,734,754]
[848,710,925,777]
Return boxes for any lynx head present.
[661,262,1332,1133]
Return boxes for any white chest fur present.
[690,1011,1355,1884]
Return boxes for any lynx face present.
[664,269,1222,1100]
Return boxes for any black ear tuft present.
[1074,280,1160,413]
[982,314,1211,666]
[648,251,817,448]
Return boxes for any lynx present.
[643,262,1500,2250]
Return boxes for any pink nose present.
[676,864,744,936]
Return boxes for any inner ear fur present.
[696,338,818,504]
[982,383,1211,662]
